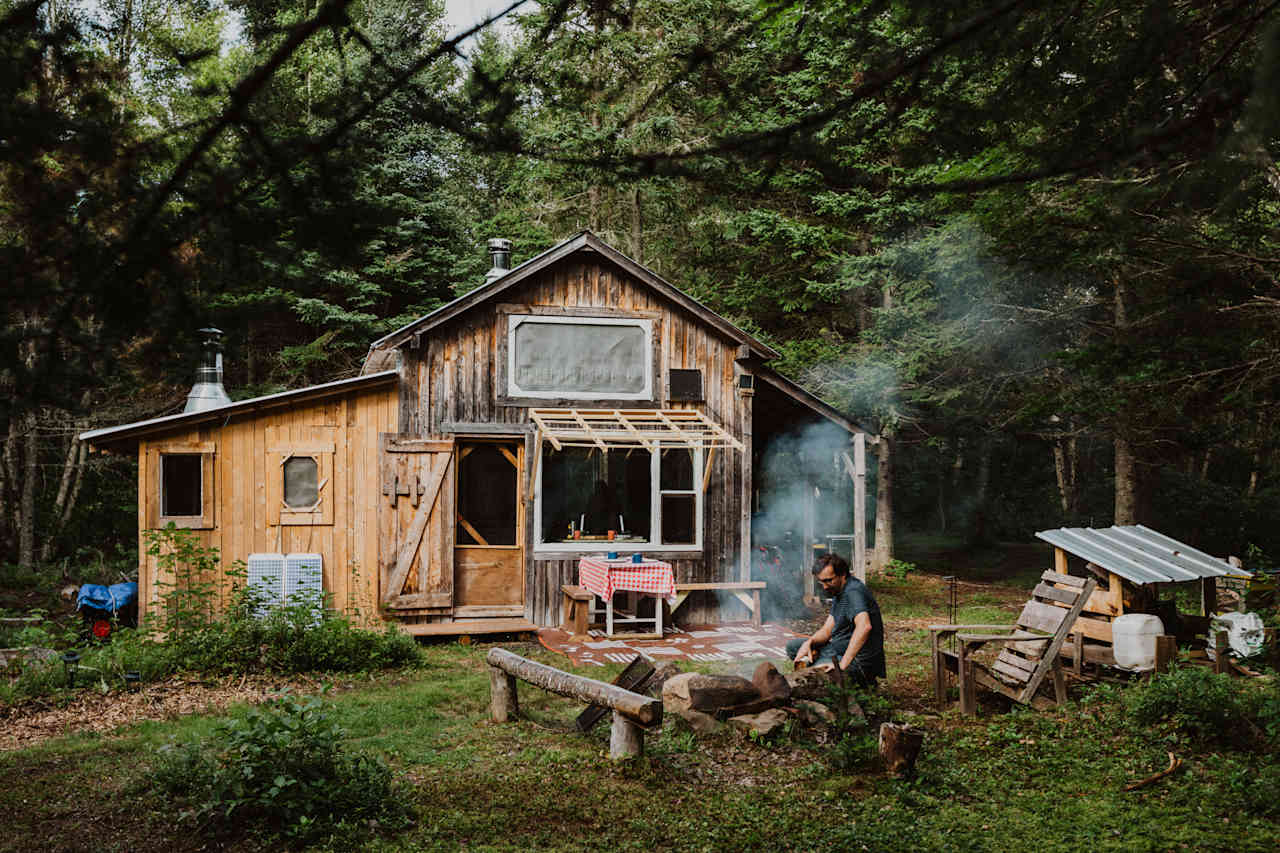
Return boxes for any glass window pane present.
[161,454,202,517]
[457,444,517,546]
[661,495,696,545]
[660,448,694,491]
[540,447,650,543]
[283,456,319,508]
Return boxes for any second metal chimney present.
[484,238,513,284]
[184,327,233,413]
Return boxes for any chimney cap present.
[487,238,513,252]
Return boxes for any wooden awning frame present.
[529,408,744,454]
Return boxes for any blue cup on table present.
[607,551,618,560]
[631,552,643,564]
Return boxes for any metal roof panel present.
[1035,525,1249,585]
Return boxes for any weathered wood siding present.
[136,385,397,625]
[405,256,753,627]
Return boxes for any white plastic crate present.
[284,553,324,617]
[246,553,285,618]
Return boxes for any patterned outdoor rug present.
[536,623,803,667]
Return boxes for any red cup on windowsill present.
[607,529,616,541]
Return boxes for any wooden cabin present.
[84,232,870,636]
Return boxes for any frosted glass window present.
[283,456,319,508]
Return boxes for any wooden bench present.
[671,581,767,629]
[486,648,661,758]
[560,584,594,639]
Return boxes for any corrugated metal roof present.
[80,371,399,446]
[1035,525,1250,585]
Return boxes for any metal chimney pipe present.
[184,327,233,413]
[485,238,513,284]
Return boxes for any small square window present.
[149,444,215,529]
[268,441,334,526]
[283,456,319,508]
[161,454,202,517]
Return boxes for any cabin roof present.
[80,370,399,449]
[367,231,781,360]
[1035,524,1250,585]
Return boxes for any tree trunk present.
[970,434,992,544]
[1053,435,1078,516]
[1114,435,1137,525]
[873,436,893,572]
[20,412,37,568]
[1112,278,1138,526]
[630,185,642,261]
[1247,450,1261,498]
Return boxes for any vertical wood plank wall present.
[407,257,752,627]
[136,386,397,625]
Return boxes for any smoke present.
[751,418,860,621]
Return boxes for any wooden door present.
[379,435,455,611]
[453,440,525,616]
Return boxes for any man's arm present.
[794,615,835,664]
[838,612,872,672]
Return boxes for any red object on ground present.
[92,620,112,639]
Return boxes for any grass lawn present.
[2,544,1276,852]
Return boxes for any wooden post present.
[489,665,518,722]
[931,631,946,706]
[802,482,816,603]
[609,710,643,759]
[853,436,867,582]
[1214,630,1231,675]
[1154,635,1177,674]
[958,644,977,715]
[1201,577,1217,617]
[1054,547,1068,576]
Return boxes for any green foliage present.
[149,691,411,843]
[884,559,916,581]
[1124,666,1272,748]
[2,527,419,705]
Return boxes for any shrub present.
[1126,666,1252,746]
[149,692,411,843]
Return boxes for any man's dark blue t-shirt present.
[827,577,886,679]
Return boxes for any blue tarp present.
[76,582,138,614]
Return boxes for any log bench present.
[671,581,767,629]
[486,648,662,759]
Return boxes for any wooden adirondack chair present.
[930,571,1098,714]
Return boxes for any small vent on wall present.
[669,369,703,402]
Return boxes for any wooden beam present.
[1054,547,1068,575]
[701,446,717,493]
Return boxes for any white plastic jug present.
[1112,613,1165,671]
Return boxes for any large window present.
[506,314,654,401]
[535,444,702,551]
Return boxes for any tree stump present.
[879,722,925,779]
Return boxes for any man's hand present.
[794,639,814,665]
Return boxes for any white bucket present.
[1112,613,1165,671]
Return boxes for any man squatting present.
[785,553,886,686]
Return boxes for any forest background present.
[3,0,1279,577]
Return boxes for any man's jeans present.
[784,638,876,688]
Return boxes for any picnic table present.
[577,555,675,639]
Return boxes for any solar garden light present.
[61,650,81,687]
[124,671,141,692]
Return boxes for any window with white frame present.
[535,444,702,551]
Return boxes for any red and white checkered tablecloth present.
[578,556,676,603]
